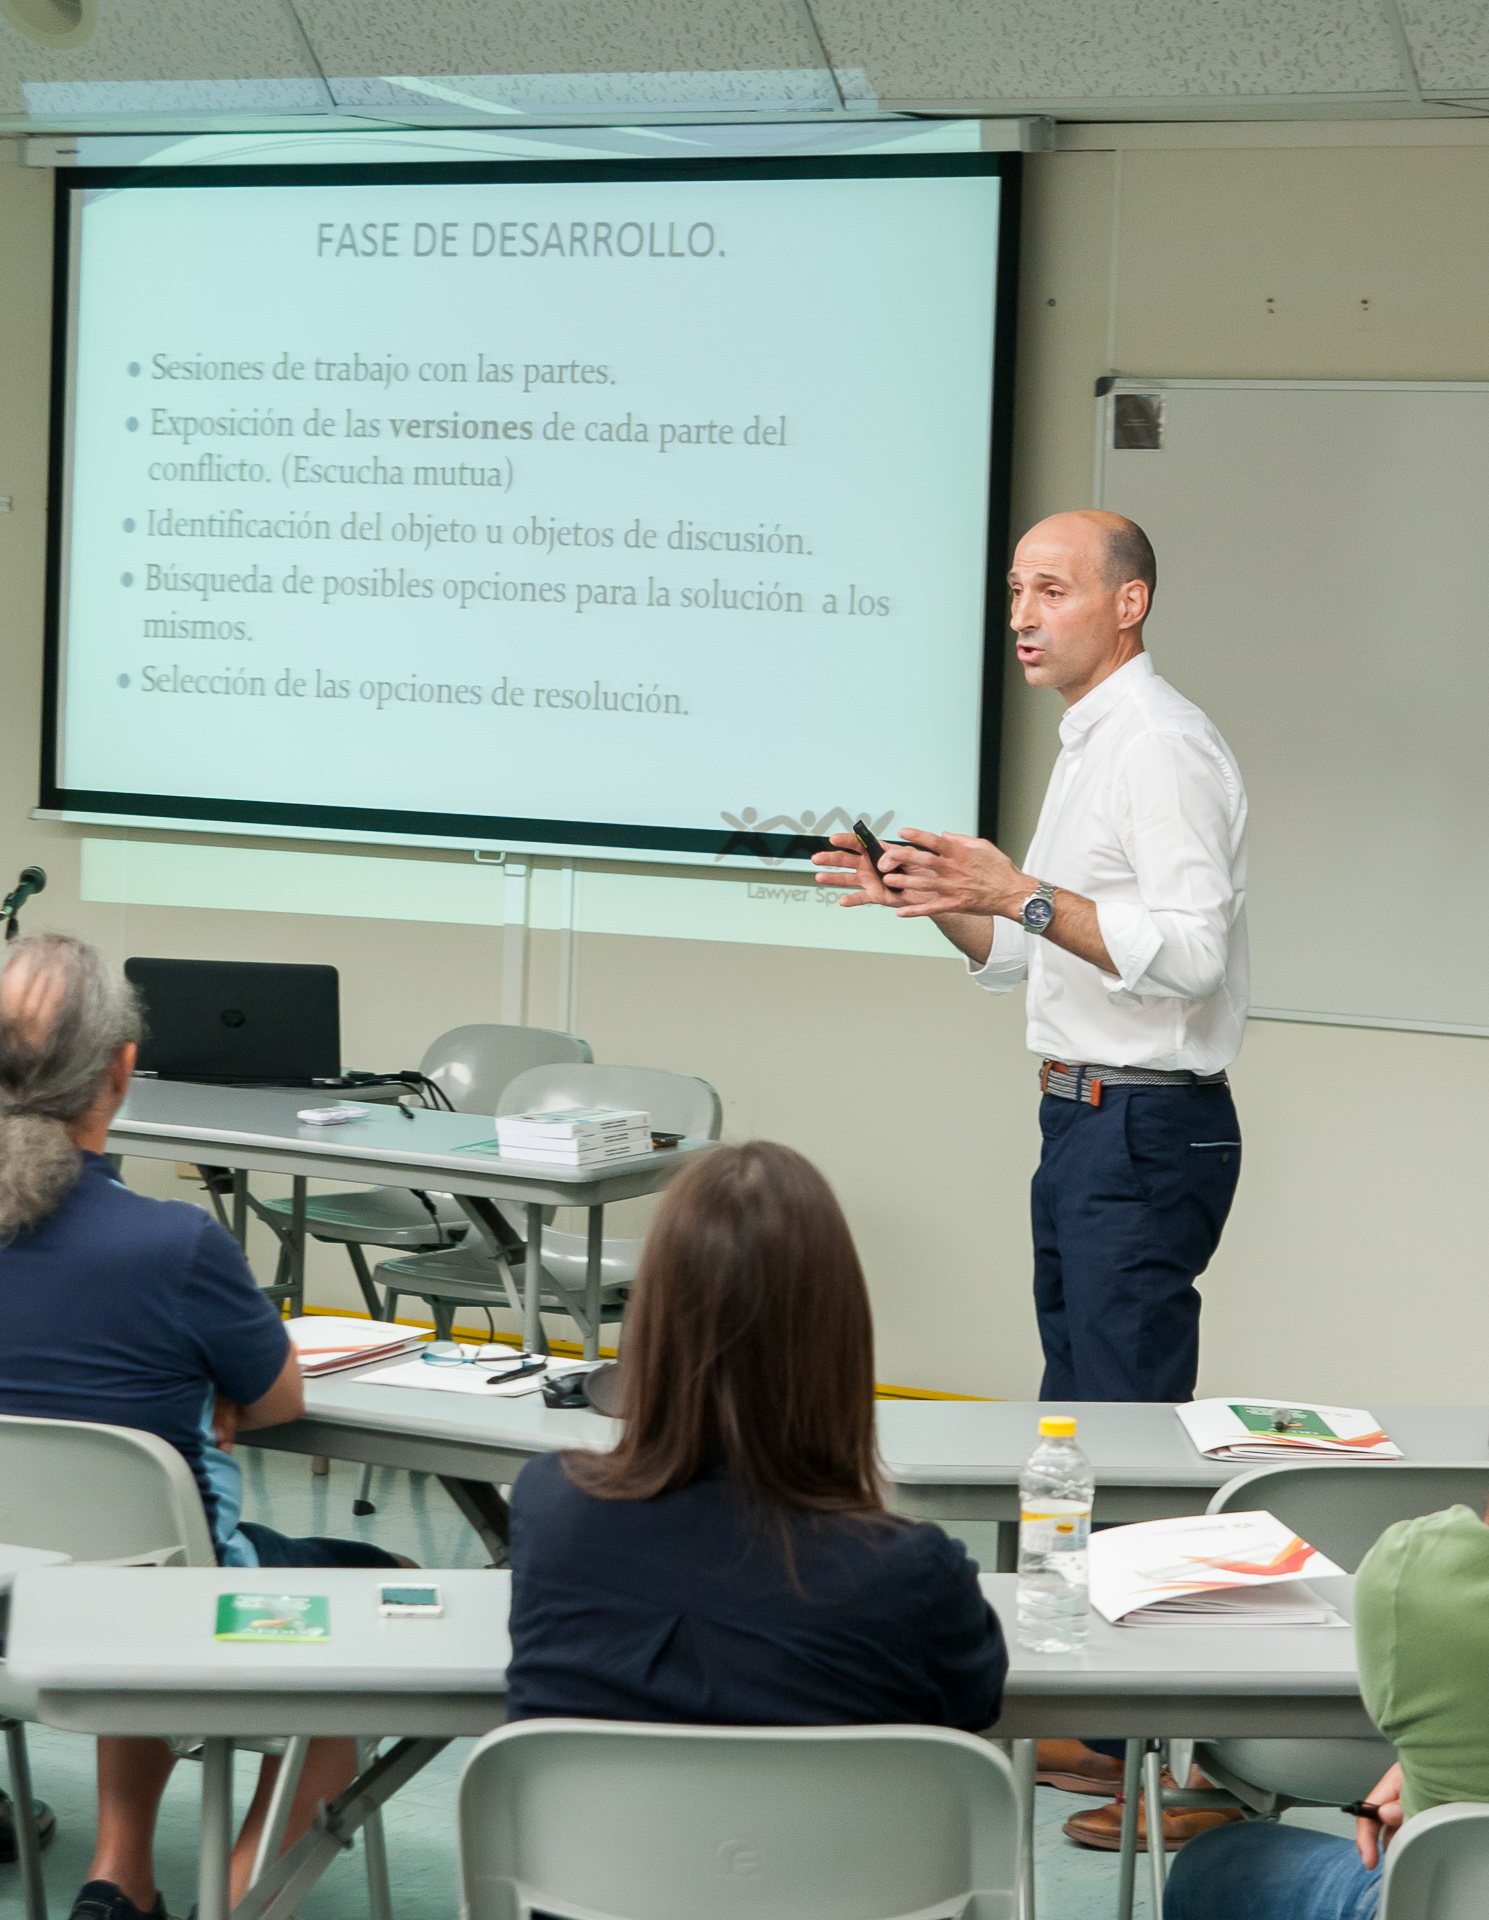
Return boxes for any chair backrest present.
[1207,1462,1489,1572]
[0,1416,217,1567]
[420,1024,593,1116]
[1379,1802,1489,1918]
[459,1720,1019,1920]
[497,1063,723,1142]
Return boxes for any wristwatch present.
[1018,879,1056,936]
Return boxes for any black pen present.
[486,1358,547,1386]
[1342,1801,1382,1821]
[398,1101,415,1121]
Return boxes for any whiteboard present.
[1097,379,1489,1037]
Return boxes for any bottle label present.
[1020,1502,1091,1555]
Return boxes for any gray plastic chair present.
[1125,1462,1489,1915]
[0,1416,394,1920]
[458,1719,1021,1920]
[375,1063,723,1345]
[253,1024,592,1312]
[0,1417,219,1920]
[1378,1802,1489,1918]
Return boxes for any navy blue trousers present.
[1031,1083,1242,1404]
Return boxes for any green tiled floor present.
[0,1457,1358,1920]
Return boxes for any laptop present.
[125,958,341,1085]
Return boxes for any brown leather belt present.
[1039,1059,1230,1108]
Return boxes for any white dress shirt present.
[970,652,1249,1074]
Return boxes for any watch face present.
[1023,895,1055,932]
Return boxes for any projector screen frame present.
[41,151,1021,870]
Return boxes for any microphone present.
[3,866,46,942]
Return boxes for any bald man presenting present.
[817,512,1248,1402]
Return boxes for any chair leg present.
[382,1288,401,1324]
[1011,1738,1037,1920]
[1144,1741,1167,1911]
[354,1463,377,1516]
[356,1740,395,1920]
[346,1244,385,1321]
[431,1300,457,1341]
[3,1719,46,1920]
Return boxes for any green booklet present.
[215,1593,330,1643]
[1230,1403,1336,1440]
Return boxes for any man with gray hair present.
[0,934,408,1920]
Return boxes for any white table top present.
[8,1566,511,1737]
[878,1400,1489,1488]
[9,1562,1370,1745]
[268,1377,1489,1498]
[293,1354,618,1456]
[108,1078,712,1204]
[987,1571,1371,1738]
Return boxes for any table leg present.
[232,1171,248,1248]
[996,1521,1019,1572]
[524,1202,544,1354]
[288,1178,307,1315]
[198,1737,234,1920]
[231,1736,447,1920]
[1117,1739,1141,1920]
[357,1740,394,1920]
[583,1206,603,1361]
[1144,1741,1167,1913]
[438,1474,512,1566]
[1012,1737,1037,1920]
[450,1196,525,1321]
[248,1736,307,1889]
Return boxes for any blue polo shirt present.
[0,1152,289,1544]
[506,1451,1007,1730]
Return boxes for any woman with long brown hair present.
[505,1141,1006,1730]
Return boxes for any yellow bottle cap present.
[1039,1416,1077,1438]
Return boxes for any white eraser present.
[297,1104,371,1126]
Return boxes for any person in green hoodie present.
[1164,1501,1489,1919]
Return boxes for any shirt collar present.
[1058,651,1153,746]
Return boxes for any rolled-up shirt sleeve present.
[965,913,1030,994]
[1098,729,1243,1001]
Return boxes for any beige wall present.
[2,136,1487,1400]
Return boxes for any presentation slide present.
[49,159,1010,862]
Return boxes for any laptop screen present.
[125,958,340,1085]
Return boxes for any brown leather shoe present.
[1062,1795,1244,1853]
[1035,1742,1182,1796]
[1035,1741,1128,1794]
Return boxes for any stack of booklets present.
[1177,1398,1402,1461]
[286,1317,430,1377]
[494,1107,652,1165]
[1089,1511,1348,1628]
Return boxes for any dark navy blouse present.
[506,1451,1007,1730]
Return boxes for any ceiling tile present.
[0,0,322,118]
[812,0,1407,105]
[1397,1,1489,93]
[297,0,825,83]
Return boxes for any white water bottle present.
[1017,1415,1094,1653]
